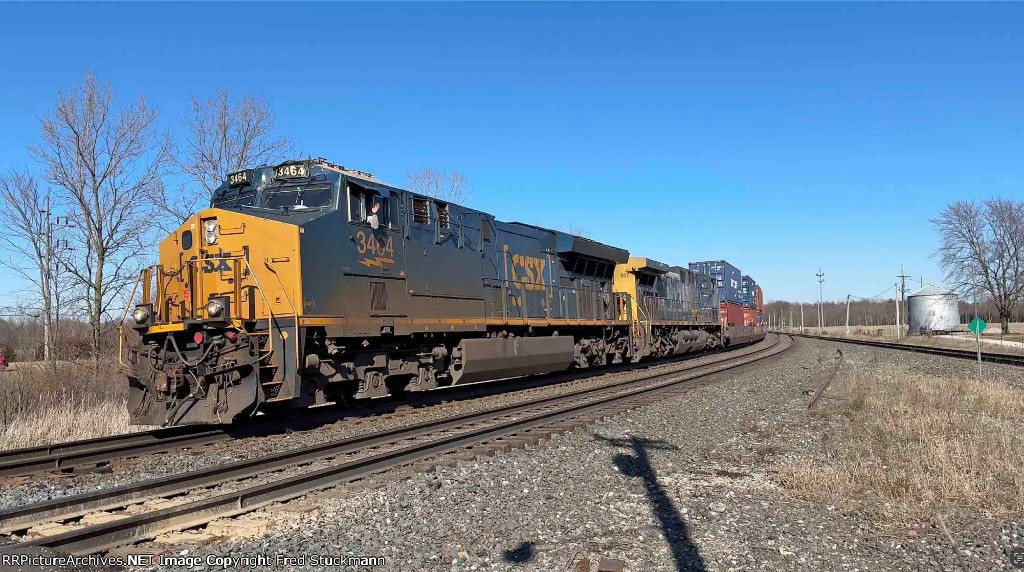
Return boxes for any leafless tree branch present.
[154,90,291,227]
[407,168,471,205]
[931,198,1024,333]
[28,71,166,369]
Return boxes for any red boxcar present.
[720,301,745,327]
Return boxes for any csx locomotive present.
[122,159,763,426]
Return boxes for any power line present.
[849,284,896,301]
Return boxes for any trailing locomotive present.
[121,159,763,427]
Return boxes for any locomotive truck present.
[121,159,763,426]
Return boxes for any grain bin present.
[907,284,961,334]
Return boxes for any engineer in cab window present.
[366,202,381,230]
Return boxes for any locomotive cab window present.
[348,184,399,229]
[263,183,333,210]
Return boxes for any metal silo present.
[907,284,961,334]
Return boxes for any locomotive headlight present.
[132,304,151,325]
[203,218,219,246]
[206,298,225,318]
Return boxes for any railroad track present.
[0,339,767,478]
[0,334,792,557]
[790,333,1024,366]
[0,426,230,478]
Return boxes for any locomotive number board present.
[227,170,250,186]
[275,163,310,179]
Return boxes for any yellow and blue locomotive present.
[122,159,759,426]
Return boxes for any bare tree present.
[0,169,64,361]
[29,72,166,370]
[407,168,471,204]
[155,90,290,225]
[932,199,1024,334]
[555,224,591,238]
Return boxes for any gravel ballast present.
[0,340,775,512]
[11,335,1023,571]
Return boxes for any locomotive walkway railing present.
[483,277,631,325]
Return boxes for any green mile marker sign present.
[969,317,987,334]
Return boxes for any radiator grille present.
[412,198,430,224]
[437,203,450,229]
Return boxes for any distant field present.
[782,324,1024,355]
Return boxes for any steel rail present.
[791,333,1024,366]
[1,335,792,555]
[0,338,766,478]
[0,431,231,478]
[0,426,225,476]
[0,335,778,534]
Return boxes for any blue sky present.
[1,2,1022,306]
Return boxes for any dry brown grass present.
[0,362,146,451]
[779,365,1024,519]
[0,398,136,451]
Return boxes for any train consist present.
[121,159,764,426]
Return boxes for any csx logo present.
[202,259,233,273]
[509,252,547,291]
[188,253,242,274]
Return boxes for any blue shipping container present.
[741,275,757,308]
[688,260,743,305]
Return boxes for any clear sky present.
[1,2,1022,306]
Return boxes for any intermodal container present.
[720,300,745,327]
[755,285,764,313]
[741,275,757,308]
[689,260,743,305]
[742,307,755,327]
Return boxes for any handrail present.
[264,260,301,376]
[484,277,622,322]
[242,257,277,363]
[116,270,146,369]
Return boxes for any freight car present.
[121,159,762,427]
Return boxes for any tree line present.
[0,71,469,370]
[762,298,1024,331]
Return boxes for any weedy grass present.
[0,362,147,451]
[779,365,1024,518]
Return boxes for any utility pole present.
[845,294,851,336]
[898,264,910,338]
[789,306,793,334]
[895,282,900,340]
[816,268,825,333]
[36,192,72,364]
[974,266,981,379]
[800,304,805,334]
[42,192,53,362]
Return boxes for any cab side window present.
[348,184,392,228]
[347,185,364,223]
[387,195,400,229]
